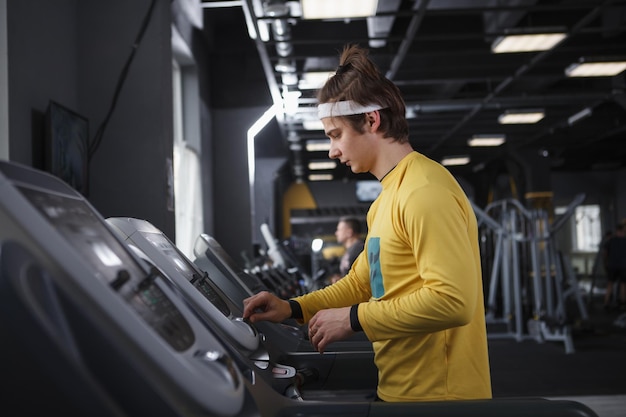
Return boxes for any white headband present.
[317,101,386,119]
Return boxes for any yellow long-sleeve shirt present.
[293,151,492,402]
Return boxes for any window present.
[172,28,204,258]
[572,205,601,252]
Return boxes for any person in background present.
[600,230,613,287]
[604,223,626,311]
[243,44,492,402]
[329,216,365,284]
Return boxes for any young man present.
[243,44,492,402]
[329,216,365,284]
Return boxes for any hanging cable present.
[88,0,158,161]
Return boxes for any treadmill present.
[192,232,373,352]
[0,160,599,417]
[0,160,247,416]
[106,217,378,398]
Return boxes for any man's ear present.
[365,110,381,131]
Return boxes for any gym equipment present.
[474,201,527,343]
[0,160,599,416]
[260,223,316,292]
[474,194,589,353]
[0,160,244,416]
[106,217,377,398]
[193,231,374,347]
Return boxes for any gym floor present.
[488,291,626,417]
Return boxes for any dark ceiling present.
[201,0,626,183]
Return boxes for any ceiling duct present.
[262,1,303,180]
[270,16,293,56]
[367,0,402,48]
[264,0,293,57]
[482,0,538,39]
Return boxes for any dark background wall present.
[4,0,276,266]
[6,0,176,239]
[212,107,256,261]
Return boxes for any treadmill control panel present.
[18,186,195,351]
[196,234,267,294]
[140,231,231,317]
[194,272,231,315]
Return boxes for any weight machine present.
[474,194,589,353]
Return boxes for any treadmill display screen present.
[17,186,195,351]
[142,232,195,280]
[18,186,140,283]
[140,231,231,317]
[203,237,267,294]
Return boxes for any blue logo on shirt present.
[368,237,384,297]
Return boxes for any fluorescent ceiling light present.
[306,140,331,152]
[275,58,296,73]
[565,59,626,77]
[308,174,334,181]
[299,71,334,89]
[303,119,325,131]
[301,0,378,20]
[282,91,301,116]
[468,135,506,147]
[281,73,298,86]
[441,156,470,166]
[567,107,592,126]
[498,110,545,124]
[491,31,566,53]
[308,160,337,170]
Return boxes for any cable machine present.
[474,194,589,354]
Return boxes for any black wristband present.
[288,300,303,319]
[350,304,362,332]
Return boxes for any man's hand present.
[242,291,291,323]
[308,307,354,353]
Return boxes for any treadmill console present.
[193,233,267,301]
[136,230,231,316]
[22,187,195,350]
[106,217,260,353]
[0,161,244,416]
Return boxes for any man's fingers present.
[242,291,270,318]
[248,310,271,323]
[309,327,329,353]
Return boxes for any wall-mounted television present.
[356,180,382,202]
[45,101,89,196]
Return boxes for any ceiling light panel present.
[308,160,337,170]
[306,140,331,152]
[468,135,506,147]
[299,71,334,90]
[301,0,378,20]
[567,107,592,126]
[565,60,626,77]
[308,174,334,181]
[498,110,545,124]
[491,32,566,53]
[302,119,325,131]
[441,156,470,166]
